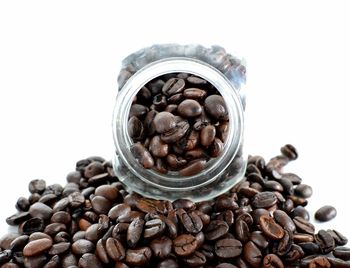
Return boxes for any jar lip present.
[113,57,244,191]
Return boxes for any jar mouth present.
[113,58,244,191]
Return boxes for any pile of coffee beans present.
[1,145,349,267]
[128,73,229,176]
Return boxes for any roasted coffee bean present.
[264,181,283,192]
[154,158,168,174]
[153,112,176,134]
[308,256,331,267]
[200,125,216,147]
[187,76,207,85]
[160,120,190,143]
[84,161,105,179]
[327,229,348,246]
[210,137,224,157]
[28,179,46,194]
[333,246,350,261]
[235,220,250,243]
[144,218,165,239]
[183,88,207,99]
[263,253,284,268]
[78,253,103,268]
[177,99,202,118]
[273,210,296,233]
[276,229,293,256]
[178,209,203,234]
[173,234,197,256]
[251,192,277,208]
[106,237,125,261]
[71,239,95,255]
[20,218,45,235]
[315,230,335,254]
[182,250,206,266]
[128,116,144,141]
[149,135,169,157]
[292,206,309,221]
[131,142,154,168]
[125,247,152,266]
[250,231,269,250]
[16,197,30,212]
[215,238,242,258]
[108,203,131,221]
[193,111,211,130]
[284,244,304,263]
[152,94,167,110]
[185,148,208,160]
[6,212,30,226]
[129,104,148,118]
[91,196,112,215]
[298,242,320,255]
[204,95,228,120]
[259,215,284,240]
[280,144,298,160]
[165,104,178,113]
[127,218,145,247]
[315,205,337,222]
[48,242,70,255]
[204,220,229,241]
[162,78,185,96]
[294,233,314,243]
[294,184,313,198]
[150,236,172,259]
[157,258,179,268]
[179,159,206,176]
[23,238,52,257]
[243,241,262,268]
[167,93,183,104]
[293,216,315,235]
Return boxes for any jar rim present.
[112,57,244,192]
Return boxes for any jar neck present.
[113,58,244,191]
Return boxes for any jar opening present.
[113,58,244,192]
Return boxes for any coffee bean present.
[308,256,331,267]
[177,99,202,118]
[150,236,172,259]
[131,143,154,168]
[315,205,337,222]
[200,125,216,147]
[298,242,320,255]
[125,247,152,266]
[204,95,228,120]
[294,184,313,198]
[28,179,46,194]
[16,197,30,212]
[263,253,284,268]
[127,218,145,247]
[292,206,309,221]
[71,239,95,255]
[182,251,206,266]
[78,253,103,268]
[6,212,30,226]
[243,241,262,268]
[160,120,190,143]
[273,210,296,233]
[315,230,335,254]
[179,159,206,176]
[327,229,348,246]
[23,238,52,257]
[178,209,203,234]
[153,112,176,134]
[162,78,185,96]
[333,247,350,261]
[187,76,207,85]
[280,144,298,160]
[129,104,149,118]
[250,231,269,249]
[91,196,112,215]
[173,234,197,256]
[20,218,45,235]
[149,135,169,157]
[183,88,207,99]
[48,242,70,255]
[108,204,131,221]
[204,220,229,241]
[210,137,224,157]
[251,192,277,208]
[293,216,315,235]
[144,218,165,239]
[106,237,125,261]
[215,238,242,258]
[157,258,179,268]
[259,215,284,240]
[128,116,144,140]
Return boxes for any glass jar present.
[112,44,246,202]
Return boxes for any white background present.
[0,1,349,240]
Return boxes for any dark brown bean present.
[173,234,197,256]
[259,215,284,240]
[125,247,152,266]
[153,112,176,134]
[183,88,207,99]
[179,159,206,176]
[131,142,154,168]
[204,95,228,120]
[200,125,216,147]
[149,135,169,158]
[162,78,185,96]
[128,116,144,140]
[315,205,337,222]
[215,238,242,258]
[23,238,52,257]
[177,99,202,118]
[106,237,125,261]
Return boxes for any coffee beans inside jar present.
[0,144,349,267]
[128,72,229,176]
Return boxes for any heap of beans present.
[128,73,229,176]
[0,145,349,267]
